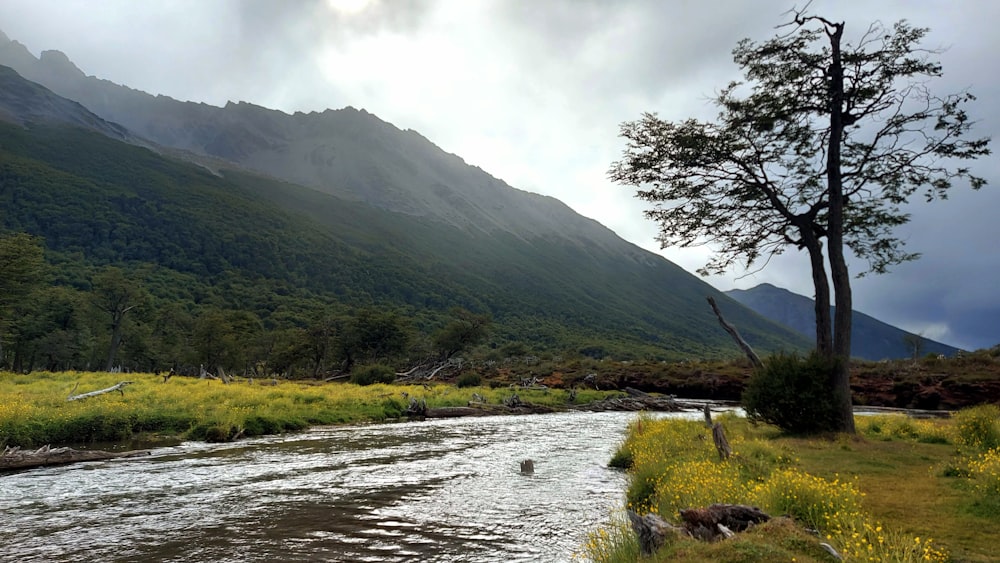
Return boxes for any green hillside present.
[0,121,808,372]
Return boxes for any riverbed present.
[1,411,678,562]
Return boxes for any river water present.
[0,411,680,562]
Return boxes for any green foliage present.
[742,352,842,434]
[954,404,1000,451]
[0,120,810,372]
[455,372,481,388]
[432,307,491,359]
[0,231,46,312]
[607,447,633,470]
[337,310,410,369]
[349,364,396,386]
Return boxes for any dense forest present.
[0,121,809,375]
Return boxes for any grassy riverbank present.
[0,370,608,448]
[582,407,1000,562]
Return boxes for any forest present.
[0,122,807,375]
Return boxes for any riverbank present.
[0,370,665,450]
[584,407,1000,562]
[470,352,1000,409]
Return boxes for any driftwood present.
[706,296,763,369]
[395,360,460,381]
[574,387,679,413]
[1,445,150,471]
[67,381,133,401]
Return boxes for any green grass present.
[586,411,1000,562]
[0,370,610,447]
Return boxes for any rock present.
[627,510,687,555]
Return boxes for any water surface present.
[2,411,664,562]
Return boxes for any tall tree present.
[91,267,147,371]
[432,307,492,360]
[336,309,410,371]
[0,232,46,367]
[610,11,990,432]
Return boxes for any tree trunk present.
[824,22,856,433]
[105,312,125,372]
[800,232,833,357]
[1,445,149,471]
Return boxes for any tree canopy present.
[611,11,990,432]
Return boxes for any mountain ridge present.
[726,283,960,360]
[0,33,812,364]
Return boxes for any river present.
[1,411,696,562]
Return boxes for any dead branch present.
[67,381,133,401]
[706,296,763,369]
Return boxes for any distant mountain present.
[0,65,132,140]
[0,35,812,360]
[726,283,960,360]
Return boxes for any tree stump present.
[712,422,732,460]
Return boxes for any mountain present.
[0,36,812,363]
[726,283,960,360]
[0,65,132,140]
[0,34,619,242]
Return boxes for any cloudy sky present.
[1,0,997,350]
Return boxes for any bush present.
[455,372,481,388]
[955,404,1000,451]
[349,364,396,386]
[742,352,842,434]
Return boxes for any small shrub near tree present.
[742,352,843,434]
[350,364,396,386]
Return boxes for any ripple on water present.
[0,411,705,562]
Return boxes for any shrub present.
[607,445,633,469]
[750,468,863,531]
[349,364,396,386]
[455,372,481,388]
[577,510,641,563]
[954,404,1000,451]
[742,352,842,434]
[967,447,1000,518]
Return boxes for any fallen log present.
[67,381,133,401]
[574,388,680,412]
[1,445,150,471]
[424,406,488,418]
